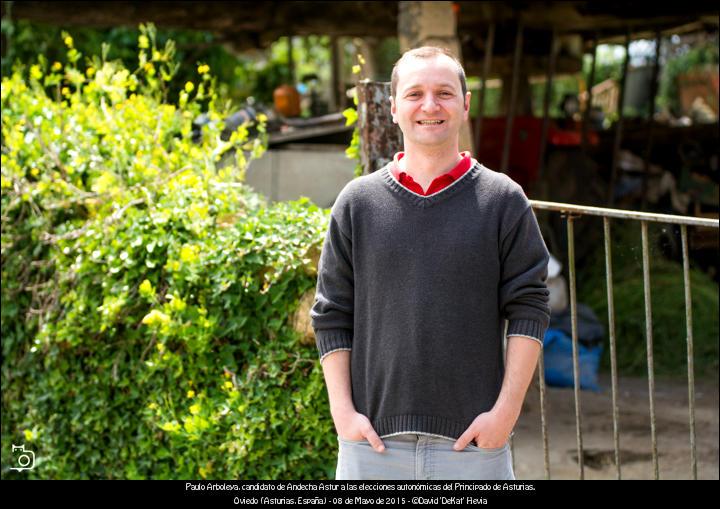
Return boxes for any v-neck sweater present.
[310,159,551,441]
[391,151,473,195]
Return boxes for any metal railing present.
[508,200,719,480]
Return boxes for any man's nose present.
[421,95,440,111]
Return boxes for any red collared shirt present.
[391,151,474,196]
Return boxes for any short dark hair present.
[390,46,467,103]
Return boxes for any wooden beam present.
[474,22,495,152]
[607,30,632,207]
[500,17,524,174]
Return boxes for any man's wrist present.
[330,402,356,418]
[491,401,521,424]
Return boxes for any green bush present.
[1,24,337,479]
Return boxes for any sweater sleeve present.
[498,204,551,346]
[310,208,354,363]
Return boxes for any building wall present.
[244,145,357,208]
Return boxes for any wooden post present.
[641,31,663,212]
[501,17,524,175]
[330,35,340,112]
[357,79,403,174]
[582,32,599,153]
[287,35,295,85]
[607,30,632,207]
[354,37,378,81]
[538,28,559,182]
[475,22,495,154]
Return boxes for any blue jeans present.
[335,433,515,480]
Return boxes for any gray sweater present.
[310,160,551,441]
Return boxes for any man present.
[310,46,550,480]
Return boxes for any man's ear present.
[390,96,397,123]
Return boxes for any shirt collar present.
[391,151,473,182]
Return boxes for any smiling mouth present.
[416,120,445,125]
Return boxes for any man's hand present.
[452,335,542,451]
[453,409,516,451]
[333,408,386,453]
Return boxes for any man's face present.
[390,55,471,149]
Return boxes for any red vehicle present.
[475,115,599,191]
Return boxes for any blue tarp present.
[543,327,603,392]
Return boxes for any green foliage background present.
[1,14,352,116]
[1,24,338,480]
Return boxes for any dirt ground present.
[512,372,719,480]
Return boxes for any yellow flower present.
[187,390,195,398]
[64,35,74,48]
[30,167,40,177]
[179,245,199,264]
[30,65,43,80]
[152,50,162,61]
[197,64,210,74]
[90,171,117,194]
[184,81,194,93]
[138,35,149,49]
[24,429,35,442]
[161,421,181,432]
[61,87,70,96]
[86,66,96,77]
[189,404,201,415]
[223,381,234,390]
[352,64,361,74]
[257,113,268,123]
[139,279,155,299]
[155,342,165,353]
[188,202,208,221]
[141,309,171,326]
[168,294,186,313]
[52,61,62,72]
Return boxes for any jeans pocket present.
[337,434,368,444]
[466,441,508,453]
